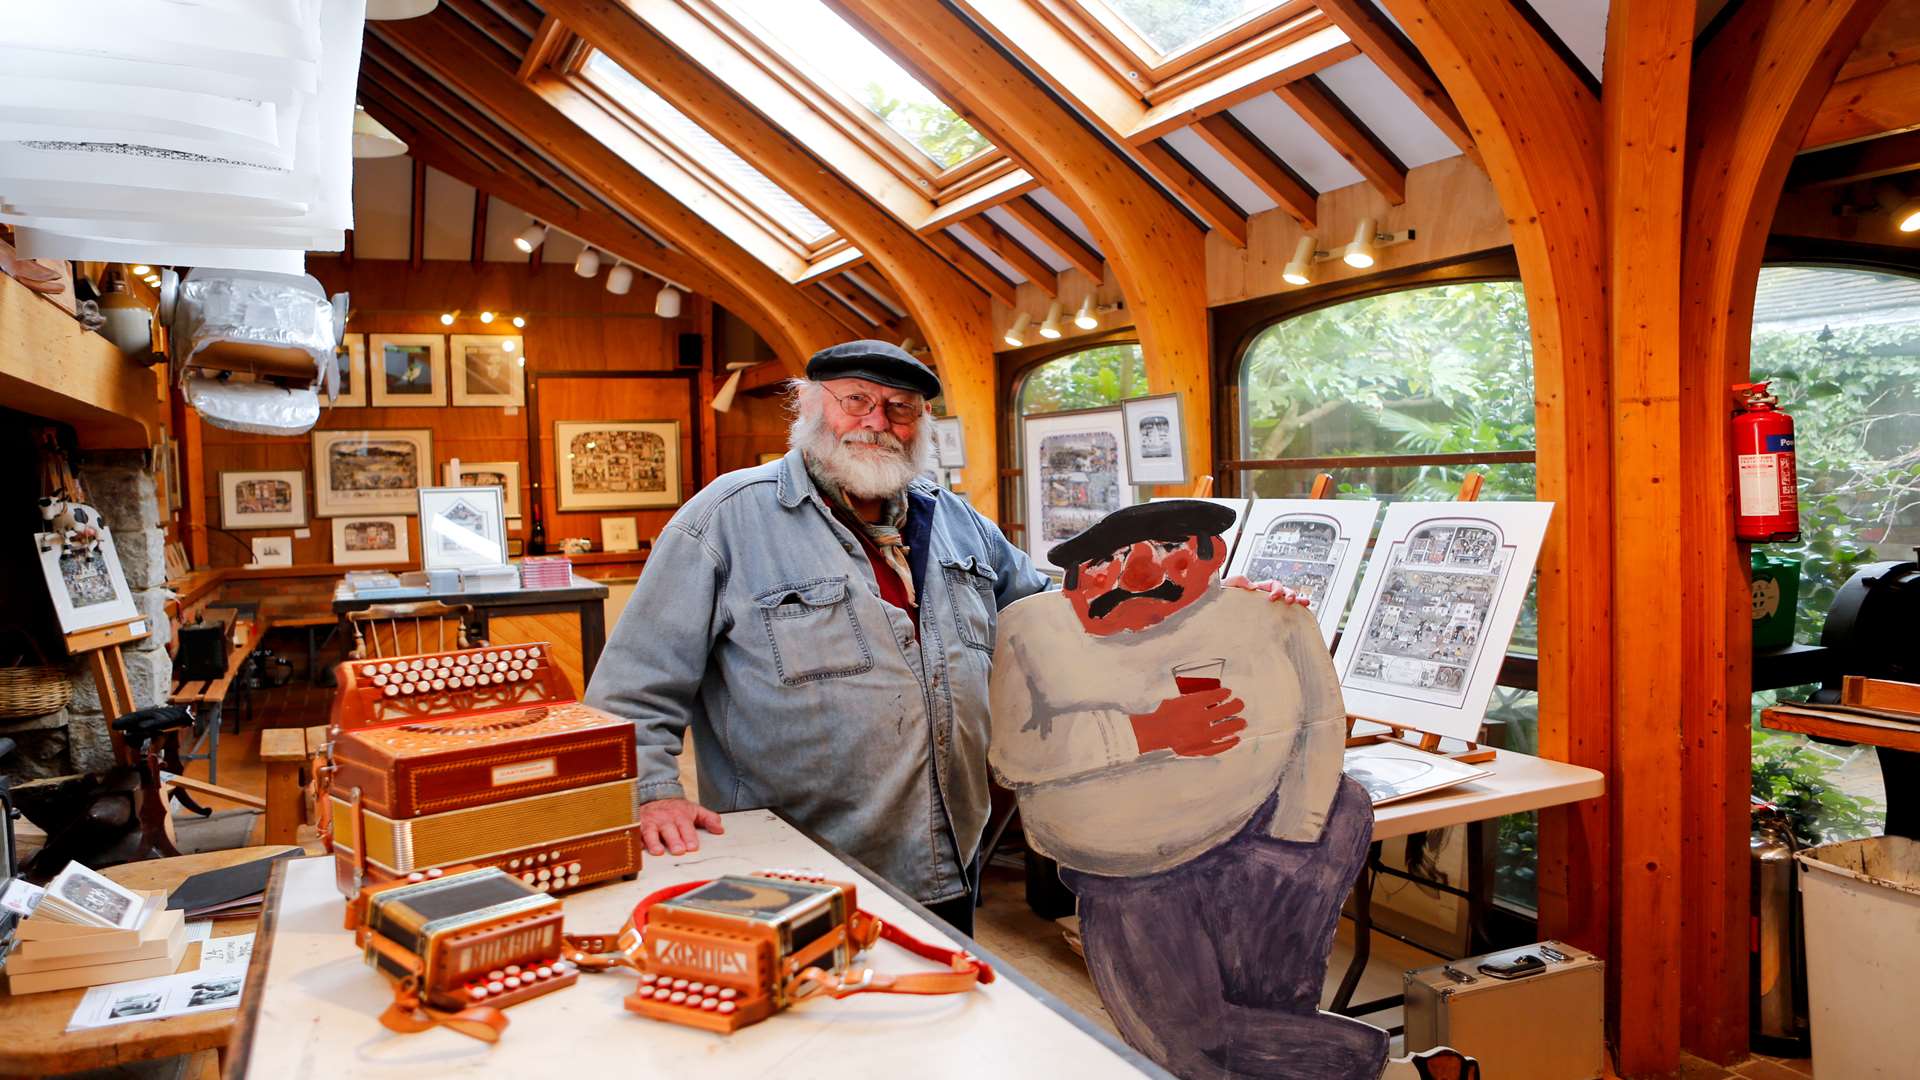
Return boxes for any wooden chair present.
[346,601,483,659]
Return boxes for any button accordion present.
[325,642,643,897]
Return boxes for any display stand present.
[65,617,152,766]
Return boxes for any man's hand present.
[637,797,725,856]
[1224,575,1312,607]
[1130,686,1247,758]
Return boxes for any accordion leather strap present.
[380,988,510,1043]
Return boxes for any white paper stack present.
[0,0,367,271]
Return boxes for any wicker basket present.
[0,632,72,719]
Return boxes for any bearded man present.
[585,340,1049,934]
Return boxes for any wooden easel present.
[1339,471,1498,766]
[67,618,153,767]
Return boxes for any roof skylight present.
[1092,0,1283,57]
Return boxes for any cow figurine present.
[37,496,101,557]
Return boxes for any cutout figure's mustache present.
[1087,578,1184,619]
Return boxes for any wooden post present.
[1309,473,1334,500]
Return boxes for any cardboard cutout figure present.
[990,500,1385,1080]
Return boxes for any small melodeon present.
[564,869,995,1033]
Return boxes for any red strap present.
[874,919,995,984]
[630,878,709,932]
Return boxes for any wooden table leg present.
[259,728,308,846]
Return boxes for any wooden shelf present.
[0,268,161,448]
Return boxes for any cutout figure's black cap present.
[805,339,941,399]
[1048,500,1237,569]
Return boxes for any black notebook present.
[166,850,302,912]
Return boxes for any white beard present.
[790,393,936,500]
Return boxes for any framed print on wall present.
[367,333,446,406]
[554,420,683,511]
[326,334,368,407]
[419,486,509,571]
[1120,393,1188,486]
[449,335,525,407]
[219,470,307,530]
[331,516,410,566]
[1020,406,1135,575]
[443,460,522,520]
[933,416,966,469]
[248,536,293,567]
[310,428,433,517]
[36,512,139,635]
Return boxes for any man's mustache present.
[841,431,907,453]
[1087,578,1184,619]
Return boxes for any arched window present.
[1017,342,1148,415]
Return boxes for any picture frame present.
[1120,393,1188,486]
[248,536,293,567]
[418,486,509,571]
[326,334,368,407]
[1226,498,1383,646]
[449,335,526,408]
[35,513,139,635]
[932,416,966,469]
[601,516,639,553]
[1020,406,1135,575]
[218,470,308,530]
[442,460,522,520]
[310,428,433,517]
[554,420,683,511]
[367,333,446,407]
[331,516,410,566]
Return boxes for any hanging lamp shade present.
[366,0,439,19]
[352,108,407,158]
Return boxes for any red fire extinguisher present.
[1732,381,1800,543]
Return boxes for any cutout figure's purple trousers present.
[1062,778,1388,1080]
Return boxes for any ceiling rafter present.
[442,0,534,59]
[1273,74,1408,203]
[918,169,1042,233]
[808,284,879,337]
[817,280,897,330]
[1788,124,1920,186]
[1125,37,1359,143]
[958,218,1060,297]
[841,269,906,315]
[1191,111,1319,226]
[358,76,559,209]
[1134,139,1251,244]
[926,229,1020,305]
[1317,0,1474,155]
[486,0,547,39]
[998,195,1104,279]
[520,14,575,82]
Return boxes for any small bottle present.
[528,486,547,555]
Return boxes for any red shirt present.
[850,526,919,633]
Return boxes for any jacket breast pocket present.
[941,556,998,652]
[756,576,874,686]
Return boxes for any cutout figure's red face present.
[1064,535,1227,635]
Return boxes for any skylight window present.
[1094,0,1282,57]
[728,0,992,169]
[584,52,834,243]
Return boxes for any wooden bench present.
[168,618,263,784]
[259,724,330,845]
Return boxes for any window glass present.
[729,0,993,168]
[1091,0,1283,57]
[1018,343,1148,415]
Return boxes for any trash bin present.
[1795,835,1920,1078]
[1750,551,1800,649]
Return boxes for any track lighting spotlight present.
[1343,218,1377,269]
[1897,198,1920,234]
[606,263,633,295]
[1073,295,1099,330]
[440,312,455,326]
[655,285,683,319]
[1003,312,1031,348]
[1039,300,1064,340]
[1283,236,1316,286]
[711,362,758,413]
[479,310,495,324]
[513,223,548,254]
[574,247,601,277]
[512,315,526,328]
[503,339,517,353]
[131,264,152,276]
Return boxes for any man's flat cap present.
[1047,500,1238,569]
[807,339,941,399]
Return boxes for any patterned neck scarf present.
[805,457,916,607]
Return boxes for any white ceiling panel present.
[1315,56,1459,170]
[982,205,1072,273]
[421,166,475,261]
[1161,126,1275,214]
[842,269,906,317]
[1029,189,1102,255]
[351,154,411,260]
[1221,95,1367,194]
[1529,0,1607,81]
[948,223,1026,284]
[545,230,586,265]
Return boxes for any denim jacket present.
[584,449,1051,903]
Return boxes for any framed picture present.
[932,416,966,468]
[248,536,293,567]
[418,486,509,571]
[367,333,446,406]
[1120,393,1188,486]
[310,428,432,517]
[1020,406,1135,575]
[443,460,522,520]
[554,420,683,511]
[331,516,410,566]
[450,335,525,407]
[1332,501,1554,741]
[219,470,307,530]
[36,514,139,634]
[1226,498,1382,646]
[601,516,639,553]
[327,335,368,407]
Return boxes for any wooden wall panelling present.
[1803,4,1920,148]
[528,371,701,549]
[1375,0,1617,1057]
[1678,0,1889,1063]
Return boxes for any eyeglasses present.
[822,386,924,425]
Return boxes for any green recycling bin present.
[1751,551,1801,649]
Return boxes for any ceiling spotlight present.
[711,361,758,413]
[144,275,161,287]
[574,247,601,277]
[606,263,634,295]
[1003,311,1031,348]
[655,285,683,319]
[1897,198,1920,234]
[366,0,439,18]
[1073,295,1099,331]
[502,339,517,353]
[513,223,548,254]
[439,312,455,326]
[131,264,152,276]
[1283,236,1316,285]
[516,355,527,367]
[511,315,526,328]
[1039,300,1064,340]
[479,310,495,324]
[1344,218,1377,269]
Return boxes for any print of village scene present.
[1349,523,1506,702]
[1242,517,1345,608]
[1039,431,1123,541]
[571,429,667,494]
[331,441,418,491]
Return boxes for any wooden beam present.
[918,169,1042,233]
[0,271,159,450]
[1134,140,1251,245]
[1678,0,1888,1062]
[1192,112,1319,226]
[999,196,1104,280]
[519,14,573,82]
[1274,76,1409,204]
[471,187,489,264]
[488,0,545,38]
[1127,35,1359,143]
[409,158,427,270]
[808,285,878,337]
[959,219,1059,297]
[1319,0,1474,155]
[440,0,532,58]
[817,282,893,330]
[1805,61,1920,148]
[1789,125,1920,186]
[842,270,905,315]
[925,229,1020,306]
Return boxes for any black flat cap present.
[807,339,941,399]
[1048,500,1238,569]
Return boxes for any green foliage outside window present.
[1017,343,1149,415]
[1099,0,1276,55]
[858,85,992,169]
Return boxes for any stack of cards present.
[4,866,184,996]
[35,864,150,930]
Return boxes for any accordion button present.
[671,978,689,991]
[432,679,446,691]
[567,875,581,889]
[407,872,424,882]
[638,973,656,984]
[505,965,521,976]
[469,986,488,1001]
[488,970,504,981]
[700,998,719,1011]
[669,991,687,1004]
[426,868,443,878]
[718,988,737,1001]
[686,982,705,994]
[557,961,576,975]
[383,685,399,697]
[521,873,535,884]
[371,673,387,686]
[568,862,582,874]
[537,966,554,979]
[505,976,522,989]
[537,869,550,881]
[550,850,562,860]
[488,981,505,994]
[508,859,520,869]
[718,1002,736,1015]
